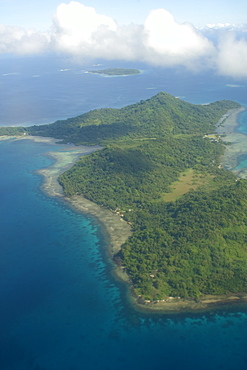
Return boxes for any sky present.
[1,0,247,78]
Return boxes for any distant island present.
[87,68,141,76]
[2,92,247,312]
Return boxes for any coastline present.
[0,135,133,297]
[0,134,132,256]
[37,142,133,287]
[26,137,133,259]
[0,134,60,144]
[131,107,247,314]
[216,106,247,176]
[131,292,247,314]
[7,130,247,314]
[135,106,247,314]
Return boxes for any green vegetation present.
[118,178,247,299]
[162,168,215,202]
[87,68,140,76]
[3,92,238,145]
[1,92,245,301]
[0,126,26,136]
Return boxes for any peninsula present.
[87,68,140,76]
[1,92,247,313]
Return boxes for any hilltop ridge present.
[1,93,247,305]
[4,92,238,145]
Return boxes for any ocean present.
[1,54,247,370]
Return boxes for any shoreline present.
[26,137,133,258]
[1,135,133,292]
[216,106,247,176]
[37,143,133,288]
[130,292,247,315]
[130,107,247,314]
[7,132,247,314]
[0,134,132,256]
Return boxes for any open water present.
[1,54,247,370]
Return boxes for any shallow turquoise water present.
[1,57,247,369]
[1,136,247,370]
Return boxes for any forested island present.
[2,92,247,307]
[87,68,140,76]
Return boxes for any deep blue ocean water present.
[1,55,247,370]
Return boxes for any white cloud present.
[1,2,247,79]
[216,32,247,78]
[50,2,146,61]
[142,9,214,67]
[0,25,50,54]
[52,1,117,53]
[206,23,233,30]
[50,4,215,68]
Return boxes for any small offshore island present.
[87,68,141,76]
[2,92,247,314]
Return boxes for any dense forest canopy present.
[1,92,246,301]
[0,92,238,143]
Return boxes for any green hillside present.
[1,92,237,144]
[1,92,246,301]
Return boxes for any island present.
[2,92,247,313]
[87,68,140,76]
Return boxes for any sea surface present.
[1,54,247,370]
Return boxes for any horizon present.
[2,3,247,370]
[1,1,247,79]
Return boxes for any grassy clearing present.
[163,168,213,202]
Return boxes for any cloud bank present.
[1,1,247,79]
[0,25,50,54]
